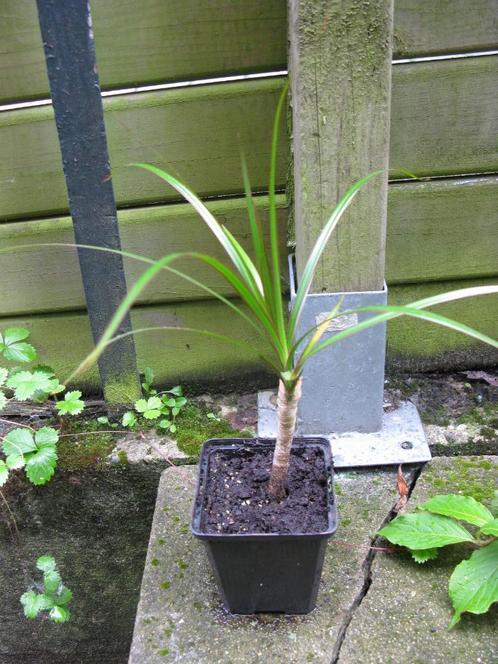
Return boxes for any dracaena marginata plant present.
[65,84,498,501]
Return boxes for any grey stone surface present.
[109,431,187,464]
[129,464,407,663]
[337,456,498,664]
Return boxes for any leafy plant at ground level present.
[21,556,72,623]
[379,492,498,627]
[1,426,59,486]
[55,390,85,415]
[68,84,498,501]
[121,379,187,435]
[0,328,36,363]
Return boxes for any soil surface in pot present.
[202,446,329,535]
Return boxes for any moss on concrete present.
[57,418,116,471]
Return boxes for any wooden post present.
[289,0,393,292]
[36,0,141,402]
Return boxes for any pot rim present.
[191,437,338,541]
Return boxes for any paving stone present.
[337,456,498,664]
[129,463,406,663]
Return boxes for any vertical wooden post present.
[36,0,141,403]
[289,0,393,292]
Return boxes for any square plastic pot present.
[191,437,338,614]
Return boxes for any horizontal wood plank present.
[0,278,495,393]
[393,1,498,58]
[0,196,287,316]
[0,0,287,103]
[0,78,287,221]
[386,176,498,284]
[387,278,498,371]
[2,175,497,316]
[2,56,498,221]
[2,1,497,103]
[389,55,498,178]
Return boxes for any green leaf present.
[0,460,9,486]
[44,569,62,594]
[36,555,57,572]
[122,411,137,428]
[0,367,8,386]
[169,423,177,434]
[163,398,176,408]
[6,370,54,400]
[57,586,73,606]
[25,442,58,485]
[143,409,161,420]
[2,428,36,456]
[411,548,439,564]
[6,454,25,470]
[421,494,494,527]
[158,419,171,429]
[168,386,183,396]
[134,399,148,413]
[20,591,43,619]
[491,491,498,518]
[449,540,498,628]
[97,416,109,425]
[0,328,37,363]
[49,605,71,623]
[379,512,475,550]
[144,367,154,385]
[55,390,85,415]
[35,427,59,447]
[480,519,498,537]
[171,407,180,417]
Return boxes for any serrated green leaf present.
[50,605,71,623]
[122,411,137,427]
[480,519,498,537]
[36,555,57,572]
[0,367,8,386]
[3,328,30,344]
[411,548,439,564]
[147,396,162,410]
[25,443,58,485]
[2,428,36,456]
[20,591,43,619]
[143,409,161,420]
[35,427,59,447]
[6,454,25,470]
[491,491,498,518]
[44,569,62,594]
[55,390,85,415]
[134,399,148,413]
[57,586,73,606]
[449,540,498,628]
[0,460,9,486]
[6,370,54,400]
[379,512,475,550]
[0,390,6,411]
[421,494,494,527]
[2,342,37,363]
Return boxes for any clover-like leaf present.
[480,519,498,537]
[410,548,439,564]
[43,569,62,595]
[2,428,36,456]
[379,512,475,550]
[0,328,37,363]
[449,540,498,628]
[50,605,71,623]
[6,454,25,470]
[122,411,137,428]
[0,460,9,486]
[57,586,73,606]
[135,396,162,419]
[55,390,85,415]
[35,427,59,447]
[25,442,58,485]
[6,370,54,400]
[420,494,494,527]
[20,591,43,619]
[36,555,57,572]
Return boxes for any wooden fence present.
[0,0,497,392]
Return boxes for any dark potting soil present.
[201,445,329,535]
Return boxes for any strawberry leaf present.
[6,370,54,400]
[55,390,85,415]
[411,548,439,564]
[0,328,36,363]
[2,428,36,456]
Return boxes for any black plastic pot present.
[191,437,338,614]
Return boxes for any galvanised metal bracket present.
[257,257,431,467]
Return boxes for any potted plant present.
[70,85,498,614]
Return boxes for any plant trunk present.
[268,378,302,501]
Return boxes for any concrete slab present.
[129,464,408,663]
[337,456,498,664]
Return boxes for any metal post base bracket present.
[257,392,431,467]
